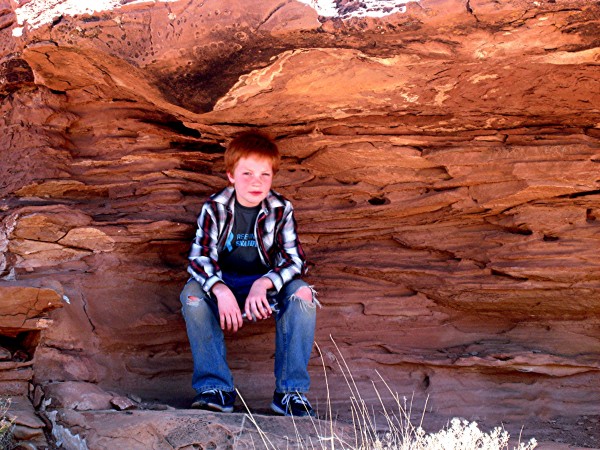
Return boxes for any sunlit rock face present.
[1,0,599,435]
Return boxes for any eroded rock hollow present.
[1,0,599,446]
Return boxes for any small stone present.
[12,351,28,362]
[32,386,44,409]
[0,346,11,361]
[110,396,138,411]
[12,424,45,441]
[12,442,39,450]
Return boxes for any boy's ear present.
[226,171,235,184]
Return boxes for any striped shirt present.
[187,186,307,293]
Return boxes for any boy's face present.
[227,155,273,207]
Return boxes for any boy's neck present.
[234,194,261,210]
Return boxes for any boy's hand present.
[212,283,243,332]
[245,277,274,321]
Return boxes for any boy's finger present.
[251,303,263,320]
[233,313,242,332]
[259,299,271,318]
[245,299,260,320]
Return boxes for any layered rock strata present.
[0,0,599,447]
[0,284,62,448]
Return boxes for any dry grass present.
[0,398,14,450]
[240,338,538,450]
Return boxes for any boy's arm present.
[187,202,243,331]
[262,203,307,292]
[187,202,225,294]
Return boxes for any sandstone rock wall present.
[0,0,599,441]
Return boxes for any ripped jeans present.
[180,275,318,395]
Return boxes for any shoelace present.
[281,392,312,409]
[203,388,225,403]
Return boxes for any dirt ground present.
[524,415,600,449]
[246,404,600,449]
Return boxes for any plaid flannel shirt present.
[187,186,307,294]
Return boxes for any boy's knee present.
[180,280,204,304]
[295,286,313,303]
[289,284,320,311]
[184,295,203,307]
[182,295,215,325]
[180,285,211,316]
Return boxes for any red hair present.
[225,131,280,174]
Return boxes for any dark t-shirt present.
[219,199,268,275]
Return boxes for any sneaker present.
[191,389,236,413]
[271,391,315,417]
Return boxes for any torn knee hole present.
[295,286,313,303]
[186,295,202,307]
[290,285,321,309]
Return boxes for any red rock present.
[0,366,33,381]
[5,396,47,448]
[49,408,353,450]
[43,381,114,411]
[109,395,138,411]
[0,285,63,334]
[0,380,29,396]
[6,396,45,430]
[0,346,10,360]
[0,0,599,447]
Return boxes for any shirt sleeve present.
[187,202,224,294]
[263,202,307,292]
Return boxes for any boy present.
[180,131,318,416]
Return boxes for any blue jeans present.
[180,276,317,394]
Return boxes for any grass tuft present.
[0,398,15,450]
[242,337,538,450]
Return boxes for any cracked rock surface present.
[1,0,599,447]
